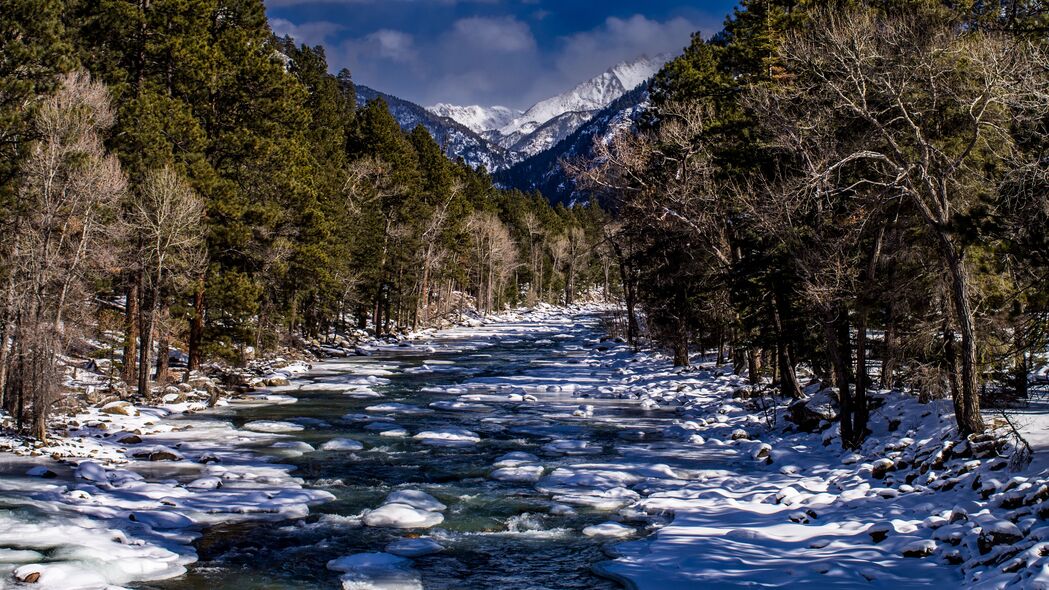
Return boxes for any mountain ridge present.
[355,53,668,198]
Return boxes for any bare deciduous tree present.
[465,211,518,314]
[0,71,125,438]
[126,165,205,396]
[765,7,1035,434]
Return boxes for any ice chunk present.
[326,552,422,590]
[365,402,433,415]
[490,465,544,482]
[582,522,635,539]
[413,428,480,447]
[361,504,445,529]
[383,490,446,512]
[321,438,365,451]
[242,420,304,433]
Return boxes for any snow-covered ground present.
[0,304,1046,589]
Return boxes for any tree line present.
[574,0,1049,446]
[0,0,610,438]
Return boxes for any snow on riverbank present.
[534,333,1049,589]
[406,304,1049,588]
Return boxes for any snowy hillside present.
[495,85,650,203]
[356,85,512,171]
[498,54,666,138]
[403,53,668,171]
[427,104,520,135]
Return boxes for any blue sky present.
[266,0,737,110]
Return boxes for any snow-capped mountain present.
[420,53,668,163]
[498,54,667,140]
[356,85,513,171]
[494,84,651,204]
[427,104,520,135]
[354,53,668,179]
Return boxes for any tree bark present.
[137,298,156,398]
[824,305,854,448]
[853,225,884,443]
[943,243,985,435]
[122,279,139,387]
[1013,309,1028,400]
[773,288,803,399]
[188,277,204,372]
[672,323,690,367]
[944,323,961,408]
[881,306,897,390]
[747,345,761,385]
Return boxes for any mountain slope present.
[421,54,667,166]
[497,54,666,138]
[427,104,519,135]
[355,53,667,182]
[356,85,510,170]
[494,84,650,204]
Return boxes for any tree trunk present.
[747,345,761,385]
[418,261,431,328]
[122,279,139,387]
[154,310,170,387]
[614,251,638,349]
[853,225,884,443]
[188,277,204,372]
[943,245,985,435]
[1013,311,1028,400]
[673,323,690,367]
[824,305,854,448]
[716,329,725,367]
[138,299,157,398]
[773,289,803,399]
[881,307,897,390]
[373,294,382,336]
[943,323,961,408]
[0,320,11,410]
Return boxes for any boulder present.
[100,401,137,416]
[129,446,182,461]
[785,391,838,432]
[264,375,290,387]
[871,458,895,479]
[978,520,1023,554]
[902,540,937,558]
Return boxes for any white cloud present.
[448,16,536,53]
[554,15,699,84]
[366,29,418,62]
[291,11,712,109]
[270,18,344,46]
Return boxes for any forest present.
[573,0,1049,447]
[0,0,611,439]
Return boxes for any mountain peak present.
[426,53,666,147]
[609,53,669,91]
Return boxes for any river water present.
[107,312,729,589]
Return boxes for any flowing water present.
[8,312,733,590]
